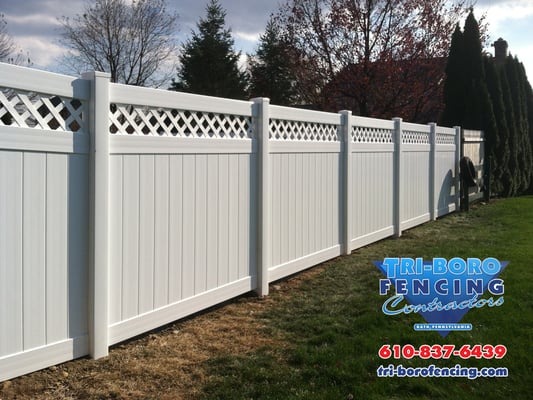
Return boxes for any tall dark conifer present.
[441,10,506,196]
[526,79,533,192]
[440,25,465,127]
[461,11,493,132]
[248,17,298,105]
[442,10,533,196]
[500,61,519,196]
[170,0,248,99]
[515,60,533,191]
[460,12,498,198]
[484,56,510,195]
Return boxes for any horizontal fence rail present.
[0,62,461,381]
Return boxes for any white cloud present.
[16,36,67,68]
[476,0,533,31]
[509,43,533,79]
[233,31,261,56]
[234,31,261,43]
[5,13,62,27]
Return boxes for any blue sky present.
[1,0,533,81]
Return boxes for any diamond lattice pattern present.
[436,131,456,145]
[109,104,252,139]
[351,126,393,143]
[269,119,339,141]
[402,130,430,144]
[0,88,84,132]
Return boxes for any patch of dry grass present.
[0,268,324,400]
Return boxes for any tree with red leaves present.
[275,0,469,122]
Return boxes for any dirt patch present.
[0,265,326,400]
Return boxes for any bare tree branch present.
[59,0,179,87]
[0,14,15,62]
[0,13,32,66]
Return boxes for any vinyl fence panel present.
[0,64,90,381]
[349,116,395,249]
[106,84,257,345]
[268,107,342,282]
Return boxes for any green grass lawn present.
[199,197,533,400]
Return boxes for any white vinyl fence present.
[0,63,459,381]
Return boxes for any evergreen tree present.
[441,11,518,198]
[440,24,466,127]
[248,17,298,105]
[526,79,533,192]
[459,11,499,197]
[170,0,247,99]
[478,84,499,197]
[442,10,533,197]
[462,11,491,131]
[500,61,519,196]
[484,56,511,195]
[513,59,533,192]
[519,61,533,192]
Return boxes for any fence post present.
[454,126,461,212]
[429,123,437,221]
[393,117,403,237]
[252,98,270,297]
[83,71,111,359]
[340,110,353,255]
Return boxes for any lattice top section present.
[269,119,340,141]
[109,104,252,138]
[436,131,456,145]
[402,129,430,144]
[351,125,393,143]
[0,87,84,132]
